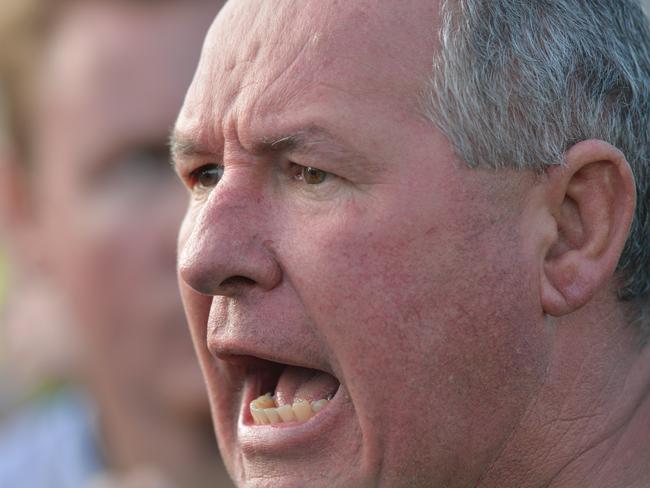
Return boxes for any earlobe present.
[540,140,636,317]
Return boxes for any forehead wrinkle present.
[179,2,325,167]
[180,0,435,173]
[212,1,344,107]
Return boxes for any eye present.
[298,166,329,185]
[189,164,223,192]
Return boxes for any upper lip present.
[208,332,336,378]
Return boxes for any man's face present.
[176,1,552,486]
[31,0,216,414]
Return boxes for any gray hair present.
[427,0,650,342]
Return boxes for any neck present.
[478,294,650,488]
[549,389,650,488]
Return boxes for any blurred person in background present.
[0,0,233,486]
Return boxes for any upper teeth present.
[250,393,330,425]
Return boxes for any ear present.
[0,148,23,228]
[540,139,636,316]
[0,147,44,269]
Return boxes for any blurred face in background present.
[26,0,215,418]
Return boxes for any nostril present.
[218,275,256,294]
[222,276,256,287]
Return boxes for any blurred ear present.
[0,146,42,266]
[540,140,636,316]
[0,147,25,229]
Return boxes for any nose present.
[177,178,282,297]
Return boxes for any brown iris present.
[190,164,222,191]
[302,166,328,185]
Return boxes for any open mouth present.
[247,361,341,426]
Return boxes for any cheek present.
[283,200,550,479]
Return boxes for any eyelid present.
[286,162,350,202]
[172,146,217,176]
[173,150,217,175]
[288,160,329,173]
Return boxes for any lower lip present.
[237,378,345,454]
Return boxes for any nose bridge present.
[178,177,282,296]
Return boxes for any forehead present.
[178,0,440,144]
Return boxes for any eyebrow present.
[170,124,383,175]
[256,126,343,157]
[169,133,212,164]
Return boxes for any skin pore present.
[173,1,650,487]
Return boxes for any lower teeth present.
[250,393,330,425]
